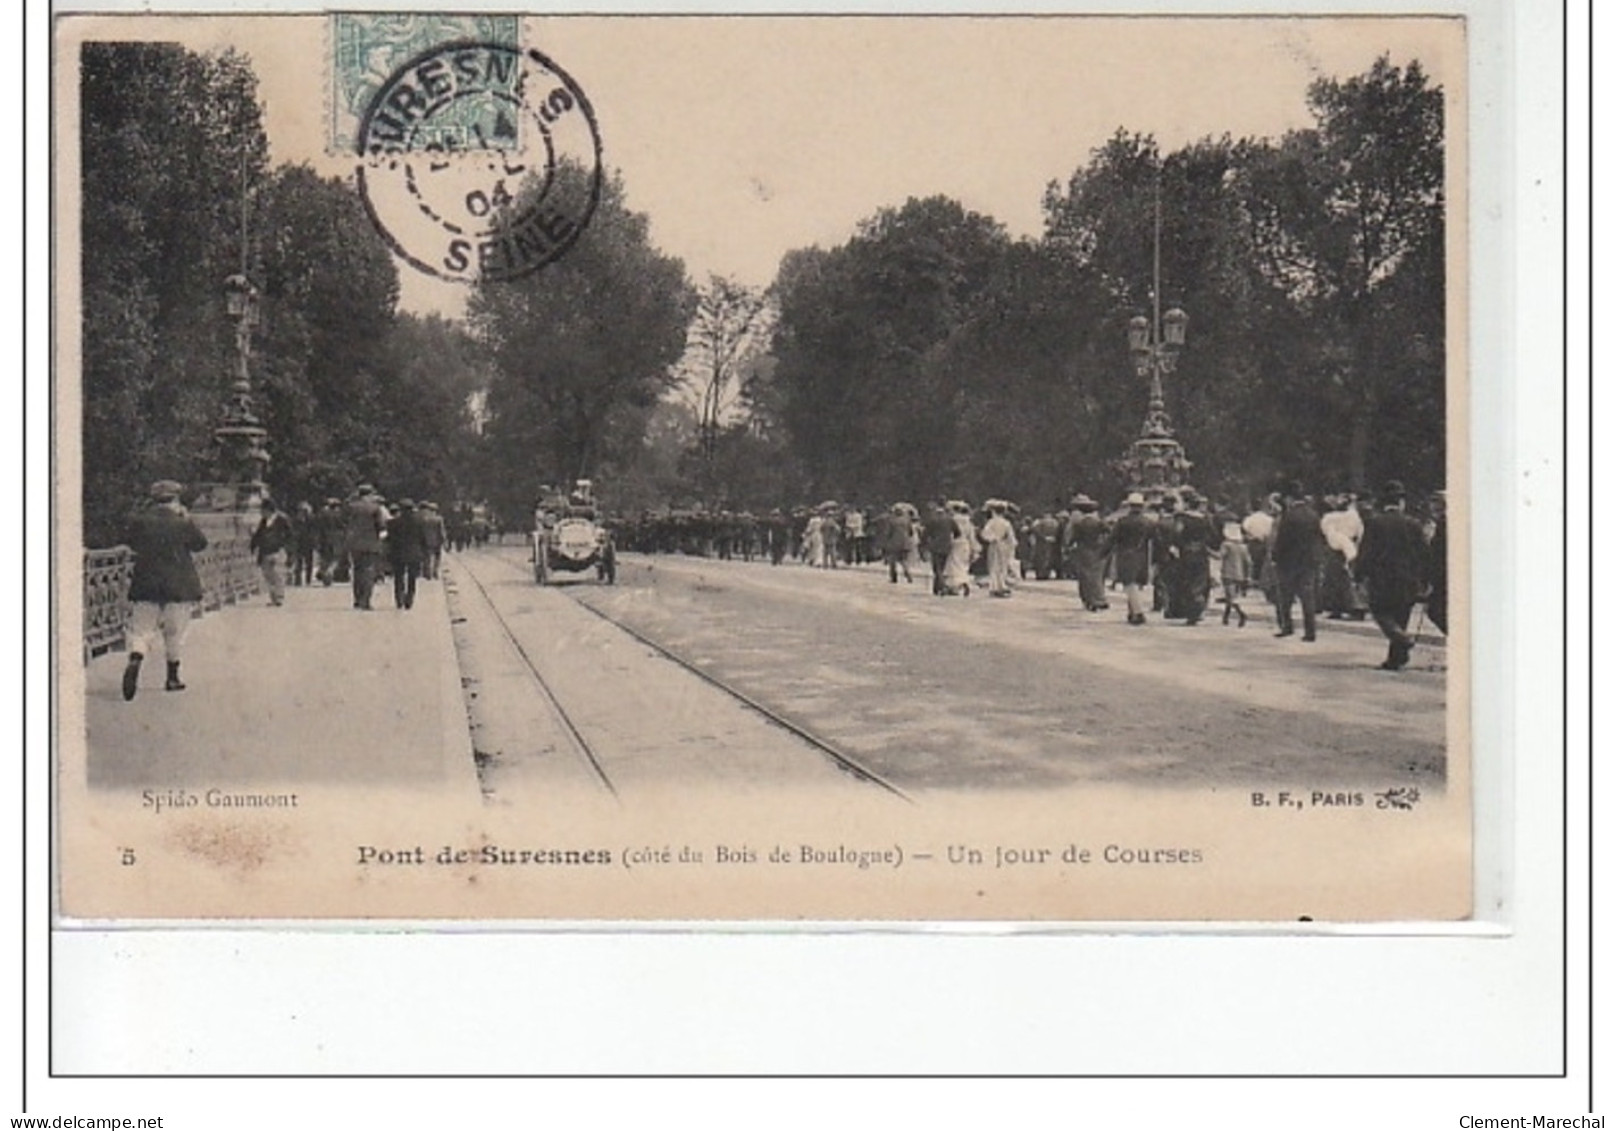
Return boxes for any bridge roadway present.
[77,543,1450,806]
[458,544,1448,796]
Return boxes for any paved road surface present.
[476,546,1448,794]
[77,545,1449,801]
[80,573,479,798]
[447,550,876,806]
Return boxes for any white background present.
[13,0,1591,1125]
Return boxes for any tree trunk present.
[1348,388,1376,493]
[1344,298,1377,494]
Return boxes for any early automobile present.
[533,479,616,584]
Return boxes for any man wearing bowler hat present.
[1169,488,1219,625]
[1270,481,1326,641]
[249,496,294,606]
[1355,479,1429,670]
[386,498,429,610]
[120,480,208,700]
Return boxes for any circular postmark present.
[356,41,602,283]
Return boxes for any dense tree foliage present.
[81,44,1445,538]
[252,165,398,501]
[769,196,1015,504]
[752,55,1446,510]
[80,42,268,543]
[467,167,694,522]
[1238,58,1445,490]
[80,44,485,544]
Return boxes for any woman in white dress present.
[979,501,1018,597]
[942,500,977,595]
[802,513,824,567]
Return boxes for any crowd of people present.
[111,473,1447,704]
[246,485,465,611]
[114,480,493,700]
[610,479,1448,672]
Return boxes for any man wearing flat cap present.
[119,480,207,700]
[1355,479,1429,671]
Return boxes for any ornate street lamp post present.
[1116,185,1194,501]
[1129,306,1188,436]
[199,272,271,511]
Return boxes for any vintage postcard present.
[54,11,1469,922]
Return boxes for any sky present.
[64,13,1464,317]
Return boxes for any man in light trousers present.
[120,480,208,700]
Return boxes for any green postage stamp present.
[329,12,520,154]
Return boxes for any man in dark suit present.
[344,483,388,610]
[249,496,294,606]
[1028,510,1063,581]
[1355,480,1430,670]
[120,480,208,700]
[1110,493,1156,625]
[765,509,790,566]
[419,501,446,580]
[1270,482,1326,641]
[921,501,958,596]
[1170,489,1220,626]
[386,499,430,610]
[874,506,915,584]
[1153,493,1181,614]
[316,497,345,585]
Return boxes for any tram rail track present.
[448,559,619,799]
[470,548,912,803]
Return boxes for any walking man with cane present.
[1355,480,1429,671]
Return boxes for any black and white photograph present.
[56,11,1468,921]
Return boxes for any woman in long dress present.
[942,501,977,595]
[1319,496,1368,618]
[979,501,1018,597]
[902,506,923,576]
[802,513,824,567]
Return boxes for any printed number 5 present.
[120,847,136,865]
